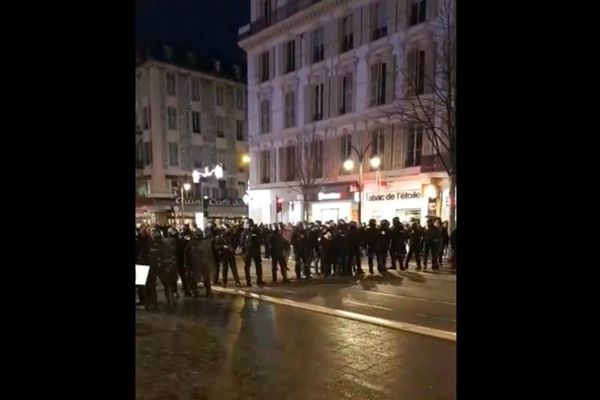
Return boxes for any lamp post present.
[181,182,191,225]
[343,141,381,223]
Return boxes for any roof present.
[136,43,246,84]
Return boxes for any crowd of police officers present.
[136,217,456,309]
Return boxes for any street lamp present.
[181,182,191,225]
[241,154,251,164]
[343,141,381,223]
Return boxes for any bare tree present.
[285,125,324,221]
[379,0,456,230]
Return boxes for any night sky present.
[136,0,250,66]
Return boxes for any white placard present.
[136,265,150,286]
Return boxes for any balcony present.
[421,154,450,173]
[239,0,323,40]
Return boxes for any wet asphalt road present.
[194,256,456,333]
[137,294,456,400]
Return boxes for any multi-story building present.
[239,0,453,224]
[135,45,250,225]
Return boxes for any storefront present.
[308,184,355,223]
[362,178,449,224]
[362,188,423,223]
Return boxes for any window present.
[226,86,234,107]
[261,0,273,25]
[285,146,296,181]
[340,134,352,160]
[216,117,225,138]
[236,88,244,110]
[212,188,220,199]
[260,100,271,134]
[260,150,271,183]
[166,73,176,96]
[216,85,224,105]
[371,128,385,170]
[410,0,427,26]
[236,120,244,141]
[143,141,152,166]
[340,134,352,173]
[259,51,270,82]
[168,142,179,167]
[313,82,324,121]
[192,111,201,133]
[405,125,423,167]
[191,79,200,101]
[340,73,353,115]
[218,149,226,164]
[142,107,150,129]
[312,28,324,63]
[408,49,426,95]
[370,62,387,106]
[284,91,296,128]
[311,140,323,178]
[340,15,353,53]
[284,40,296,73]
[370,1,388,40]
[167,107,177,129]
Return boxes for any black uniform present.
[204,226,222,284]
[241,223,264,286]
[423,222,442,270]
[333,224,351,276]
[377,221,392,271]
[184,236,214,298]
[145,231,177,308]
[364,221,379,274]
[319,227,334,276]
[405,224,423,270]
[348,223,363,274]
[390,220,407,270]
[291,225,310,279]
[135,232,149,305]
[268,227,290,283]
[439,225,450,264]
[215,227,241,287]
[175,234,192,297]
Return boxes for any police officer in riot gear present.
[348,221,364,275]
[204,222,222,285]
[145,228,177,309]
[377,219,392,271]
[423,218,442,271]
[291,222,310,279]
[184,228,213,298]
[405,222,424,271]
[390,217,407,270]
[268,223,290,283]
[241,219,265,286]
[319,224,334,277]
[364,219,379,274]
[333,220,351,276]
[215,223,242,287]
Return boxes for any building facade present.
[135,46,250,225]
[239,0,453,224]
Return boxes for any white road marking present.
[415,313,457,322]
[343,299,393,311]
[349,287,457,306]
[212,287,456,342]
[341,374,393,397]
